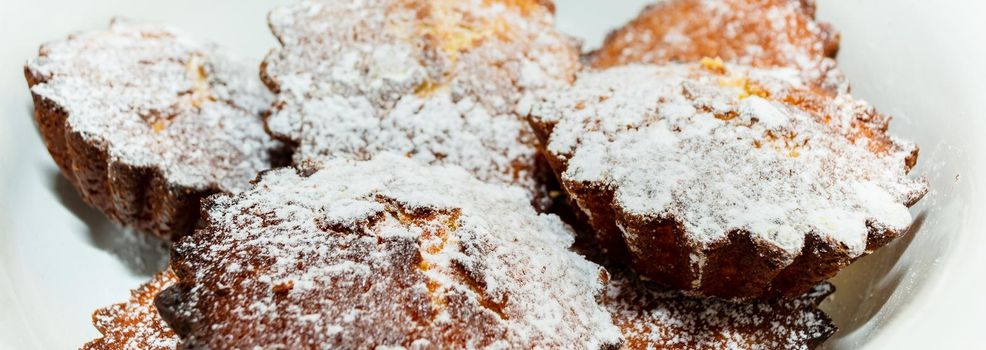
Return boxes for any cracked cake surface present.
[25,20,281,240]
[590,0,839,79]
[261,0,580,206]
[529,62,927,298]
[156,154,621,349]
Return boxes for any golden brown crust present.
[26,73,203,240]
[25,22,282,241]
[82,269,179,350]
[520,130,879,302]
[590,0,839,71]
[529,63,928,299]
[541,122,915,299]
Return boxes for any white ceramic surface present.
[0,1,983,349]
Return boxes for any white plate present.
[1,1,984,349]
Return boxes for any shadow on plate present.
[47,169,169,277]
[819,210,928,348]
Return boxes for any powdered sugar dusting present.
[167,154,620,348]
[606,268,836,350]
[27,20,279,192]
[83,269,179,350]
[262,0,579,202]
[532,63,927,261]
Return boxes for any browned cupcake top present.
[590,0,839,74]
[606,268,836,350]
[83,269,179,350]
[531,62,926,266]
[26,20,278,192]
[261,0,580,202]
[159,154,621,349]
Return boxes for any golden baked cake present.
[25,20,283,240]
[590,0,839,80]
[82,269,179,350]
[155,154,622,349]
[605,268,836,350]
[82,260,837,349]
[260,0,580,208]
[529,62,927,299]
[80,171,839,350]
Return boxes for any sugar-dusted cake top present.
[161,154,621,348]
[531,62,926,258]
[27,20,278,192]
[262,0,580,201]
